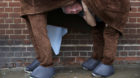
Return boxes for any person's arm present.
[81,1,96,27]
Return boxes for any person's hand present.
[62,2,83,14]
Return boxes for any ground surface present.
[0,65,140,78]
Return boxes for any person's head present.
[62,2,83,14]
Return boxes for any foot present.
[26,59,40,72]
[82,58,100,71]
[92,63,114,77]
[31,65,55,78]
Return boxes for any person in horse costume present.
[20,0,130,78]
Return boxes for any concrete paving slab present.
[0,65,140,78]
[54,67,140,78]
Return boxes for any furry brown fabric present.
[92,22,120,65]
[21,0,130,34]
[20,0,130,66]
[20,0,76,17]
[26,14,53,67]
[82,0,130,34]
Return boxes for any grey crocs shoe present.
[82,58,100,71]
[92,63,114,77]
[26,59,40,72]
[31,65,55,78]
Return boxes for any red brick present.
[80,52,87,56]
[128,29,137,33]
[129,13,140,17]
[14,19,21,23]
[14,30,22,34]
[0,8,4,12]
[21,19,26,23]
[126,24,140,28]
[61,47,76,51]
[76,46,91,51]
[5,8,13,12]
[10,35,26,39]
[24,40,31,44]
[75,57,87,64]
[0,19,4,23]
[129,18,136,22]
[137,29,140,33]
[0,24,9,28]
[128,52,136,56]
[120,52,128,56]
[23,30,29,34]
[137,18,140,22]
[9,13,20,17]
[131,2,140,6]
[116,57,140,61]
[0,30,5,34]
[9,2,20,7]
[137,52,140,56]
[0,35,9,39]
[130,7,137,12]
[60,57,76,65]
[123,29,129,33]
[72,52,79,56]
[0,2,8,7]
[6,30,14,34]
[0,13,8,18]
[138,8,140,12]
[5,19,13,23]
[63,52,71,56]
[124,34,140,39]
[14,8,21,12]
[10,24,25,29]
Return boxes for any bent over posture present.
[20,0,130,78]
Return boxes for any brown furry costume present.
[21,0,130,33]
[20,0,130,66]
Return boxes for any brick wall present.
[0,0,140,68]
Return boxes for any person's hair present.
[77,0,81,4]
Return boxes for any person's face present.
[62,2,83,14]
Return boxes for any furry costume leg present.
[91,24,119,77]
[102,26,120,65]
[26,13,53,67]
[82,22,105,71]
[92,22,120,65]
[92,22,105,61]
